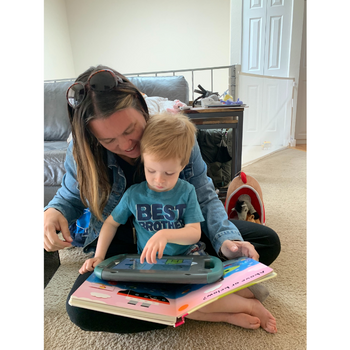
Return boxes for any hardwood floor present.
[290,144,306,152]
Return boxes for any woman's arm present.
[185,140,243,254]
[45,141,86,221]
[186,141,260,260]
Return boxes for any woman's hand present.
[220,240,259,261]
[44,208,73,252]
[140,231,168,264]
[79,257,103,274]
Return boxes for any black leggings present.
[65,220,281,334]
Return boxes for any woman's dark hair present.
[68,65,149,221]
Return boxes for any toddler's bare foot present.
[249,299,277,333]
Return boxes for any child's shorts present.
[185,241,208,256]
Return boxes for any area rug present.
[44,148,306,350]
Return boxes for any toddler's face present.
[143,153,184,192]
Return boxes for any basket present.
[224,172,265,225]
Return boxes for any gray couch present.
[44,75,190,207]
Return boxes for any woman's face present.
[88,107,147,160]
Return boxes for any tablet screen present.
[112,257,193,271]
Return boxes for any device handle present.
[206,256,224,283]
[94,254,127,279]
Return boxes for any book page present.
[172,257,274,317]
[72,273,184,318]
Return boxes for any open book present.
[69,256,276,327]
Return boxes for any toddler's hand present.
[79,257,103,274]
[140,231,168,264]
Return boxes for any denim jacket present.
[45,140,243,253]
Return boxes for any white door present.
[240,0,294,163]
[241,1,267,75]
[242,0,293,78]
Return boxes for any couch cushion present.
[44,186,61,207]
[44,141,69,186]
[129,76,189,105]
[44,81,72,141]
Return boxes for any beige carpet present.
[44,148,306,350]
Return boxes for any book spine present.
[174,313,188,327]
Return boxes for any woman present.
[44,65,281,333]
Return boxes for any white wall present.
[289,0,306,143]
[44,0,232,80]
[229,0,242,65]
[289,0,305,80]
[44,0,76,80]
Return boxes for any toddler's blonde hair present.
[140,112,197,166]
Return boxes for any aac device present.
[94,254,224,284]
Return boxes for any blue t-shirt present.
[111,179,204,256]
